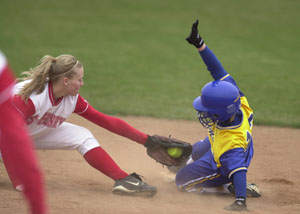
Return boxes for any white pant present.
[32,122,100,155]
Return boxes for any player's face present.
[65,67,84,96]
[197,111,215,129]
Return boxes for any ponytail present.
[18,54,82,101]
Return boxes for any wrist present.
[197,43,206,52]
[144,135,153,148]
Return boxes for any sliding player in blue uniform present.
[175,20,261,211]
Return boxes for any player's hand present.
[186,19,204,48]
[224,197,248,211]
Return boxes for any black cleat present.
[112,173,157,198]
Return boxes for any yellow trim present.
[184,174,221,191]
[234,95,240,103]
[228,167,247,178]
[216,122,242,130]
[220,74,230,80]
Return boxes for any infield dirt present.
[1,114,300,214]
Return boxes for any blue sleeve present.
[232,170,247,198]
[199,46,228,80]
[199,46,244,96]
[220,149,247,198]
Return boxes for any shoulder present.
[240,96,250,107]
[240,96,253,118]
[63,94,80,108]
[24,81,49,111]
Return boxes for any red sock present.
[83,147,128,180]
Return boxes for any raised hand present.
[186,19,204,48]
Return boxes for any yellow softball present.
[167,147,183,158]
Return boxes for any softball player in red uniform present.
[8,54,156,198]
[174,20,261,211]
[0,51,47,214]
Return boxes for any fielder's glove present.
[224,197,248,212]
[144,135,192,167]
[186,19,204,48]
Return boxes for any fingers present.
[192,19,199,31]
[186,19,198,42]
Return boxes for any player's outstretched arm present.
[75,100,148,144]
[186,19,228,81]
[186,19,244,95]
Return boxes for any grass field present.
[1,0,299,128]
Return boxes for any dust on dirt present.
[1,115,300,214]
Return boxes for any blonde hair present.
[18,54,82,101]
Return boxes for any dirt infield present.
[1,114,300,214]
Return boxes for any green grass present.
[1,0,299,128]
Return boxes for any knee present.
[77,138,100,155]
[78,126,94,137]
[191,137,210,160]
[175,168,188,190]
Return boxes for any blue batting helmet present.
[193,80,241,128]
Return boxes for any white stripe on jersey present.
[76,101,89,114]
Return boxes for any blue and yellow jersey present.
[208,95,253,163]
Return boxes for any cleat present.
[224,197,248,211]
[15,184,24,192]
[112,173,157,198]
[246,183,261,197]
[228,183,261,197]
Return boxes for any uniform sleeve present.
[73,94,89,114]
[11,95,35,120]
[199,46,244,96]
[232,170,247,198]
[199,46,228,80]
[75,98,148,144]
